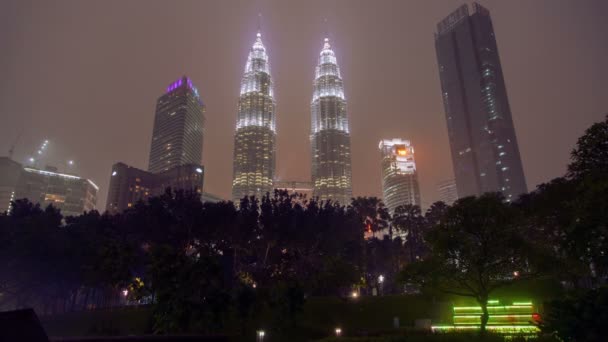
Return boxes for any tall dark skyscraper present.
[435,3,527,202]
[232,32,276,202]
[310,38,352,205]
[148,76,205,173]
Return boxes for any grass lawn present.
[41,295,449,341]
[41,282,559,342]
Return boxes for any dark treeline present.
[0,115,606,338]
[0,187,442,333]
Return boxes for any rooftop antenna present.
[323,17,329,39]
[257,13,262,36]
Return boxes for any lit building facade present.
[0,157,98,217]
[106,162,203,213]
[148,76,205,173]
[378,139,421,214]
[232,32,276,202]
[437,179,458,205]
[106,76,206,213]
[435,3,527,201]
[310,38,352,205]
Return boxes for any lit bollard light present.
[256,330,265,342]
[335,327,342,337]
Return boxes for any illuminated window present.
[44,194,66,203]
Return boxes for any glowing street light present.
[351,291,358,299]
[335,327,342,337]
[378,275,385,283]
[122,289,128,297]
[68,160,74,166]
[256,330,265,342]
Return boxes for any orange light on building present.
[397,149,407,156]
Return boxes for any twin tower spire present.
[231,31,353,204]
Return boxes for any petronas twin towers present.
[232,32,352,204]
[232,32,276,202]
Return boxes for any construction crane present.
[8,129,23,160]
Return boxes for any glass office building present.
[148,76,205,174]
[435,3,527,201]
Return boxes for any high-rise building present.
[232,32,276,202]
[378,139,421,214]
[148,76,205,174]
[310,38,352,205]
[0,157,98,217]
[437,179,458,205]
[106,76,206,213]
[435,3,527,202]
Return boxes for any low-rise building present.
[0,157,98,216]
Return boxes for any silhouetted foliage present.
[567,114,608,179]
[541,287,608,341]
[401,193,553,333]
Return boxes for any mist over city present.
[0,1,607,341]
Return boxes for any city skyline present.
[1,0,607,209]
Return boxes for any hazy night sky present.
[1,0,607,209]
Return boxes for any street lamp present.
[257,330,265,342]
[335,327,342,337]
[351,291,358,299]
[378,275,385,283]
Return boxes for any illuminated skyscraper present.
[232,31,276,202]
[311,38,352,205]
[106,76,205,213]
[148,76,205,173]
[378,139,420,214]
[435,3,527,201]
